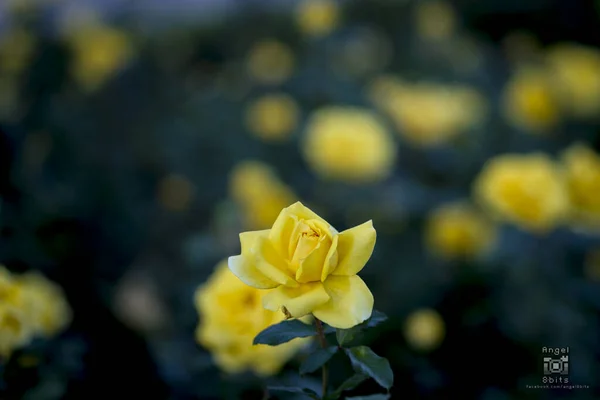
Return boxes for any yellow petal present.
[312,275,373,329]
[240,230,271,253]
[332,220,376,276]
[262,282,330,317]
[253,236,298,287]
[321,235,339,281]
[269,211,297,259]
[296,234,333,283]
[228,255,279,289]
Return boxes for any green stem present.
[314,318,329,399]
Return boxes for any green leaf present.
[346,395,390,400]
[336,328,358,346]
[326,373,369,399]
[345,347,393,390]
[365,310,388,328]
[268,386,320,399]
[300,346,338,375]
[253,320,316,346]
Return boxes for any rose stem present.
[314,318,329,398]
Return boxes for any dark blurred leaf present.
[345,395,390,400]
[336,328,359,346]
[336,311,387,346]
[326,373,369,400]
[253,319,317,346]
[365,310,388,328]
[300,346,338,375]
[345,347,393,390]
[268,386,320,399]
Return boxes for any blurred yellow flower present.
[16,272,72,337]
[157,174,194,212]
[474,153,568,233]
[302,106,396,183]
[0,27,37,76]
[404,308,445,352]
[296,0,340,38]
[0,305,32,358]
[245,94,299,142]
[370,77,486,147]
[246,39,295,85]
[195,260,309,376]
[501,66,561,133]
[425,201,496,259]
[546,44,600,119]
[229,202,376,329]
[413,0,457,41]
[561,143,600,229]
[65,23,133,92]
[229,161,297,230]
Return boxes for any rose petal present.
[253,236,299,287]
[332,220,376,276]
[321,235,339,281]
[312,275,374,329]
[228,255,280,289]
[262,282,330,318]
[295,235,331,283]
[240,230,270,254]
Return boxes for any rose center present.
[289,222,321,266]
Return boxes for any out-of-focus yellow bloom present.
[0,305,32,358]
[295,0,340,38]
[229,202,376,329]
[157,174,194,212]
[546,44,600,119]
[370,77,486,147]
[245,94,299,142]
[246,39,295,85]
[561,143,600,229]
[16,272,72,337]
[413,0,457,41]
[501,66,561,133]
[425,201,496,259]
[404,308,445,352]
[195,260,309,376]
[65,23,133,92]
[229,161,297,230]
[0,266,71,358]
[474,153,568,233]
[0,27,37,76]
[302,106,396,183]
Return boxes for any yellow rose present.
[229,161,297,230]
[370,78,486,147]
[0,305,32,358]
[245,94,299,142]
[425,201,496,259]
[229,202,376,329]
[295,0,340,37]
[65,23,133,92]
[404,308,445,352]
[195,261,308,376]
[246,39,295,86]
[561,143,600,229]
[546,44,600,118]
[302,106,396,183]
[474,153,568,233]
[16,272,72,337]
[501,66,561,132]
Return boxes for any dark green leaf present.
[345,347,393,390]
[326,373,369,399]
[253,320,316,346]
[268,386,320,399]
[336,328,357,346]
[365,310,388,328]
[346,395,390,400]
[300,346,338,374]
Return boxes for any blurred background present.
[1,0,600,398]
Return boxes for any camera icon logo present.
[543,355,569,375]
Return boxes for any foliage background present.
[1,0,600,399]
